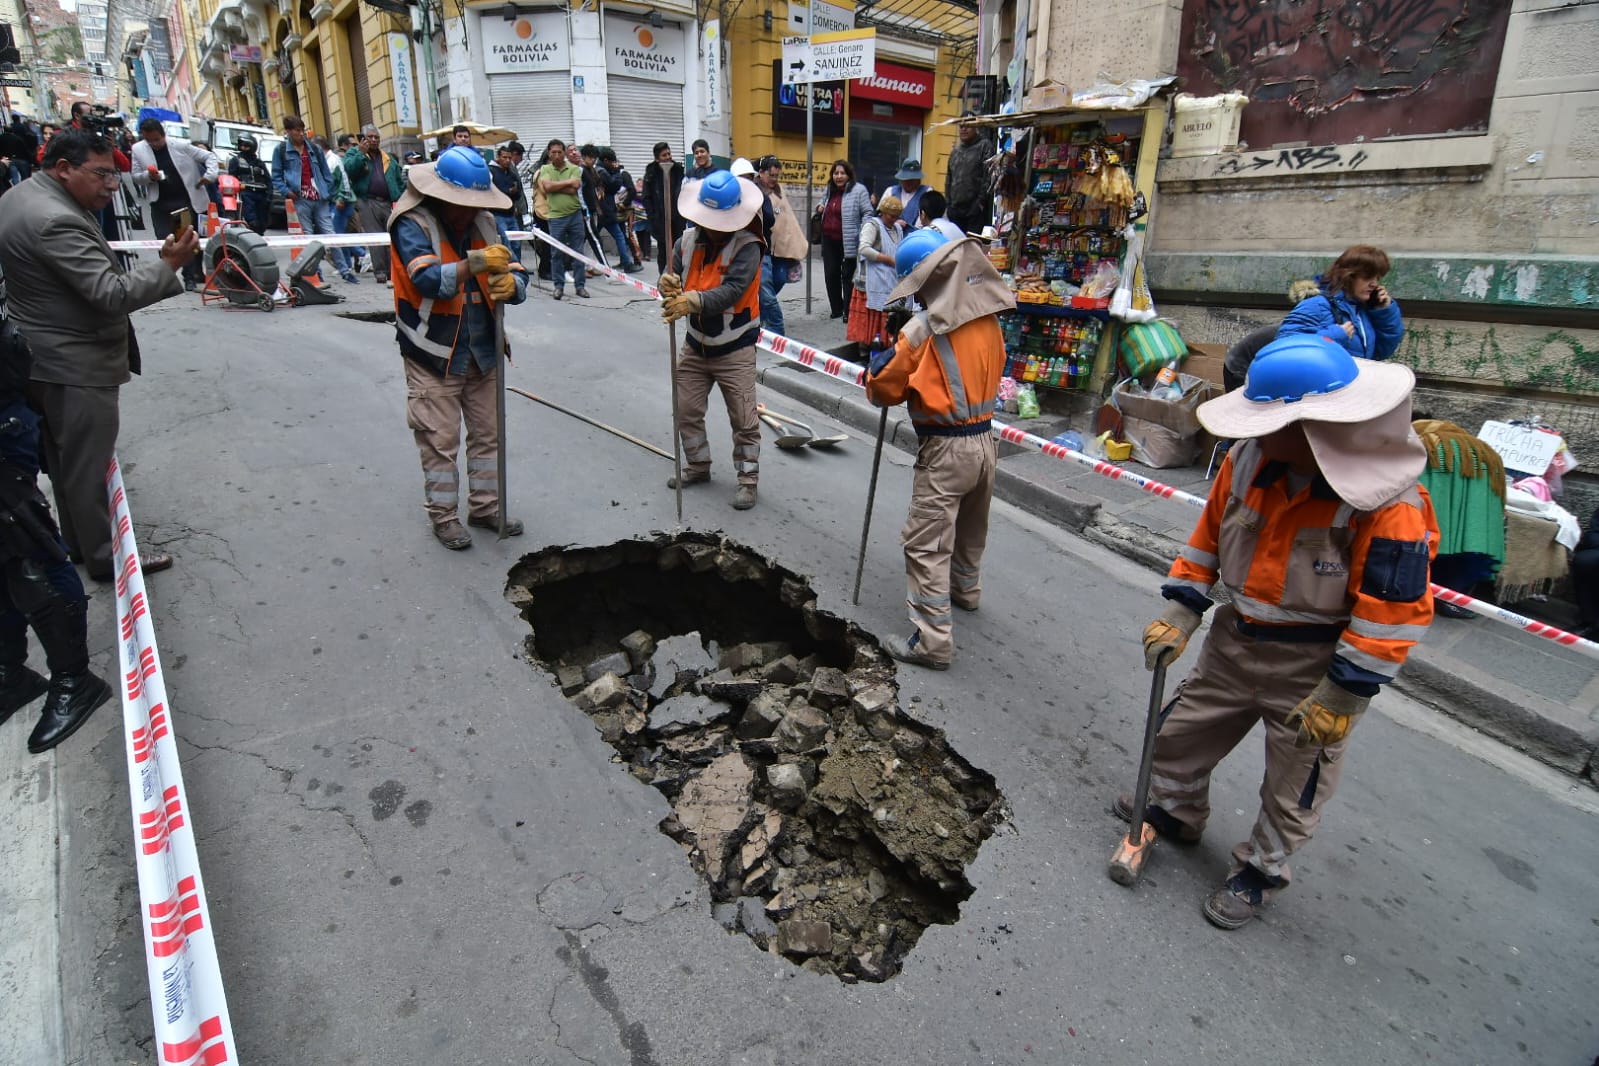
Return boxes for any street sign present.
[0,77,30,87]
[780,35,811,85]
[787,0,808,33]
[810,0,855,35]
[809,28,875,82]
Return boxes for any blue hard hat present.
[895,228,949,278]
[1244,334,1360,403]
[696,170,744,212]
[436,145,492,191]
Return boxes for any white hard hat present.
[729,157,755,177]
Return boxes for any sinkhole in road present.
[506,531,1009,982]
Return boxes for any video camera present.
[79,104,126,134]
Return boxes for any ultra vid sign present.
[782,27,876,84]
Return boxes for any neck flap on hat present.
[1301,398,1429,512]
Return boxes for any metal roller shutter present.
[488,72,577,149]
[606,77,684,178]
[345,17,371,128]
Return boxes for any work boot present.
[467,514,524,536]
[24,599,110,754]
[27,670,111,753]
[731,485,757,510]
[0,662,48,725]
[433,520,472,551]
[666,470,710,489]
[1113,793,1202,845]
[1202,866,1278,931]
[883,632,949,671]
[953,596,979,612]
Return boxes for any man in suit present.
[0,127,197,581]
[129,117,215,291]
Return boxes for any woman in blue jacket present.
[1277,245,1404,361]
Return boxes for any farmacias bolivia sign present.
[481,11,570,74]
[604,13,686,84]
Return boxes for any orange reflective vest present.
[866,313,1006,438]
[675,229,763,358]
[1166,439,1439,688]
[391,206,504,376]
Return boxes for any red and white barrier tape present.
[110,230,387,252]
[161,216,1594,660]
[107,457,238,1065]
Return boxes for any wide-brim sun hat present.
[678,170,764,231]
[405,145,509,211]
[1202,334,1426,510]
[1197,333,1415,440]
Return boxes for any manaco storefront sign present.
[851,59,935,108]
[481,10,570,74]
[604,13,686,84]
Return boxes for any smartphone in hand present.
[170,207,195,241]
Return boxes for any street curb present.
[758,361,1598,787]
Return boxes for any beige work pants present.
[403,359,501,526]
[1147,603,1352,896]
[901,433,996,663]
[674,346,759,486]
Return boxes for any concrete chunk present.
[584,651,633,683]
[619,629,657,670]
[777,919,833,957]
[777,704,831,753]
[807,667,850,710]
[574,673,630,712]
[766,762,809,809]
[648,693,731,736]
[736,689,787,739]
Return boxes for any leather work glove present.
[465,244,514,275]
[661,292,700,323]
[1285,678,1370,748]
[657,272,683,297]
[883,304,914,343]
[485,272,519,302]
[1141,601,1201,671]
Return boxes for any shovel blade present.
[804,434,849,449]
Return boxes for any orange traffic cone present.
[205,201,221,236]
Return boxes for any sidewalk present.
[755,287,1599,785]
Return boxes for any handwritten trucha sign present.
[1478,420,1561,476]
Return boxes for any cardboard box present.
[1113,375,1213,468]
[1182,342,1228,391]
[1171,92,1248,157]
[1024,80,1072,112]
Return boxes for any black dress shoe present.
[27,670,112,754]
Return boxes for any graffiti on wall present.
[1177,0,1512,149]
[1402,324,1599,398]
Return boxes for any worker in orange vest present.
[1134,334,1439,930]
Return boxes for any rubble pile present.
[506,532,1009,981]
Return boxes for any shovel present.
[759,412,812,450]
[756,404,848,449]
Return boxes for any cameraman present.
[0,127,197,584]
[65,104,131,244]
[130,117,214,291]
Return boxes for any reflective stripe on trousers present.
[901,433,996,663]
[403,358,501,525]
[673,345,760,486]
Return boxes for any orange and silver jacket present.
[670,227,764,358]
[865,313,1007,438]
[1164,438,1440,695]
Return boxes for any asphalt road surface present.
[16,274,1599,1065]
